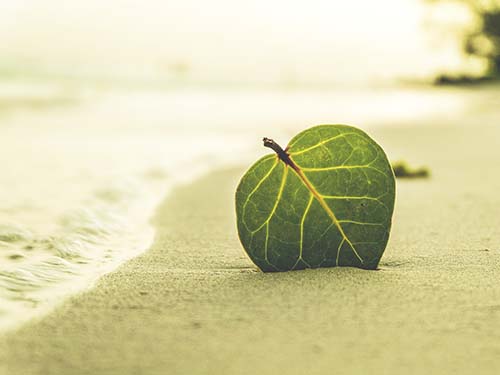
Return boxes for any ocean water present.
[0,82,495,332]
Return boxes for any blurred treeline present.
[429,0,500,81]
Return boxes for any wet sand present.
[1,123,500,375]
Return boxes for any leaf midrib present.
[288,156,365,264]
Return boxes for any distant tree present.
[464,4,500,75]
[427,0,500,76]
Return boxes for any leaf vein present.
[338,220,383,226]
[251,166,289,234]
[292,193,314,270]
[242,157,279,212]
[336,238,345,266]
[289,166,364,264]
[288,132,359,156]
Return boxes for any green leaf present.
[235,124,396,272]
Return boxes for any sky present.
[0,0,482,85]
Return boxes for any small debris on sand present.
[392,161,430,179]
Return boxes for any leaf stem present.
[263,138,298,171]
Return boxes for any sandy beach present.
[1,121,500,375]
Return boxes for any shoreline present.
[2,123,500,374]
[0,86,256,334]
[0,156,252,334]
